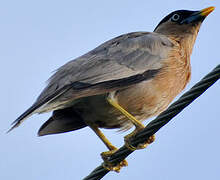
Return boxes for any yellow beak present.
[180,6,215,24]
[200,6,215,17]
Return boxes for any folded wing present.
[10,32,173,131]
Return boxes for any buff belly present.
[73,78,176,131]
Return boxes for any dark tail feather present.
[38,107,87,136]
[8,85,73,133]
[7,104,42,133]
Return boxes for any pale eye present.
[171,14,180,22]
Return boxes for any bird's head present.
[154,7,215,38]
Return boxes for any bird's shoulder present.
[89,31,173,55]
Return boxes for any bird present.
[9,6,214,172]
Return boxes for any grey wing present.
[10,31,173,130]
[38,32,173,102]
[50,32,171,84]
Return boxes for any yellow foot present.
[124,131,156,151]
[101,149,128,173]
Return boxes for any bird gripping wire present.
[83,64,220,180]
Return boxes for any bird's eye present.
[171,14,180,22]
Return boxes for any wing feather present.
[38,32,172,102]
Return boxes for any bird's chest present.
[116,62,191,120]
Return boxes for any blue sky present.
[1,1,219,180]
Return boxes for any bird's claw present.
[101,150,128,172]
[124,133,156,151]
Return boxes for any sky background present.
[1,0,219,180]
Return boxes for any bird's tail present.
[7,104,41,133]
[7,84,73,133]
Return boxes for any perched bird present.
[9,7,214,171]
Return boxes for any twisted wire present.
[83,64,220,180]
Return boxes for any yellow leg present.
[89,124,116,150]
[88,124,128,172]
[107,95,145,130]
[107,93,155,151]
